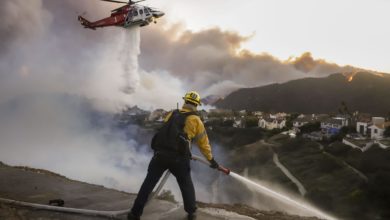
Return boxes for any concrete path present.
[0,163,254,220]
[273,153,307,196]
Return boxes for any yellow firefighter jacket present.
[164,104,213,161]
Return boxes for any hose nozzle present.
[218,166,230,175]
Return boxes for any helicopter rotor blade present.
[100,0,128,4]
[130,0,146,4]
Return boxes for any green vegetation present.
[338,101,352,116]
[324,143,390,219]
[275,138,371,219]
[225,133,390,219]
[156,190,177,203]
[285,113,299,129]
[384,126,390,137]
[207,126,265,149]
[328,126,356,142]
[297,122,321,134]
[207,111,234,118]
[205,118,234,127]
[245,116,259,128]
[206,122,390,219]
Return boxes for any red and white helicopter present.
[78,0,165,30]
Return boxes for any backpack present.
[151,110,197,157]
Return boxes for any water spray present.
[191,155,337,220]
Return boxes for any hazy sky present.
[142,0,390,73]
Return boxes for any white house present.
[293,115,314,129]
[369,124,385,140]
[357,117,389,139]
[148,109,167,122]
[269,112,288,120]
[321,117,346,136]
[259,117,286,130]
[253,111,263,117]
[233,117,244,128]
[356,120,371,136]
[293,114,330,131]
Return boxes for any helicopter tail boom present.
[78,16,96,30]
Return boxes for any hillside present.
[215,72,390,114]
[206,129,390,220]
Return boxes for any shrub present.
[157,190,177,203]
[306,188,333,212]
[316,157,342,172]
[298,122,321,134]
[384,126,390,137]
[325,142,352,157]
[245,116,259,128]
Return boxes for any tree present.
[245,116,259,128]
[285,112,299,129]
[338,101,352,116]
[298,122,321,134]
[385,126,390,138]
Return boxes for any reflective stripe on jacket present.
[164,104,213,161]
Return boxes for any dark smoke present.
[139,24,362,96]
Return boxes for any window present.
[145,8,150,15]
[139,9,143,15]
[134,10,138,16]
[374,129,378,134]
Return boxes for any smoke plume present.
[140,24,362,96]
[0,0,152,193]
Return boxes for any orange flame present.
[343,71,385,82]
[342,71,359,83]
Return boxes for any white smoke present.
[0,0,166,193]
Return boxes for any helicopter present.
[78,0,165,30]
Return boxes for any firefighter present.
[128,91,219,220]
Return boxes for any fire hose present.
[0,155,230,219]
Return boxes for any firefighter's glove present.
[209,158,219,169]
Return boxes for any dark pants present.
[131,152,197,217]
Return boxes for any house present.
[258,117,286,130]
[253,111,263,117]
[293,114,329,132]
[321,117,348,136]
[356,116,389,139]
[148,109,167,122]
[369,124,386,140]
[233,117,244,128]
[356,117,372,136]
[293,115,316,129]
[270,112,288,119]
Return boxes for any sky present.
[145,0,390,73]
